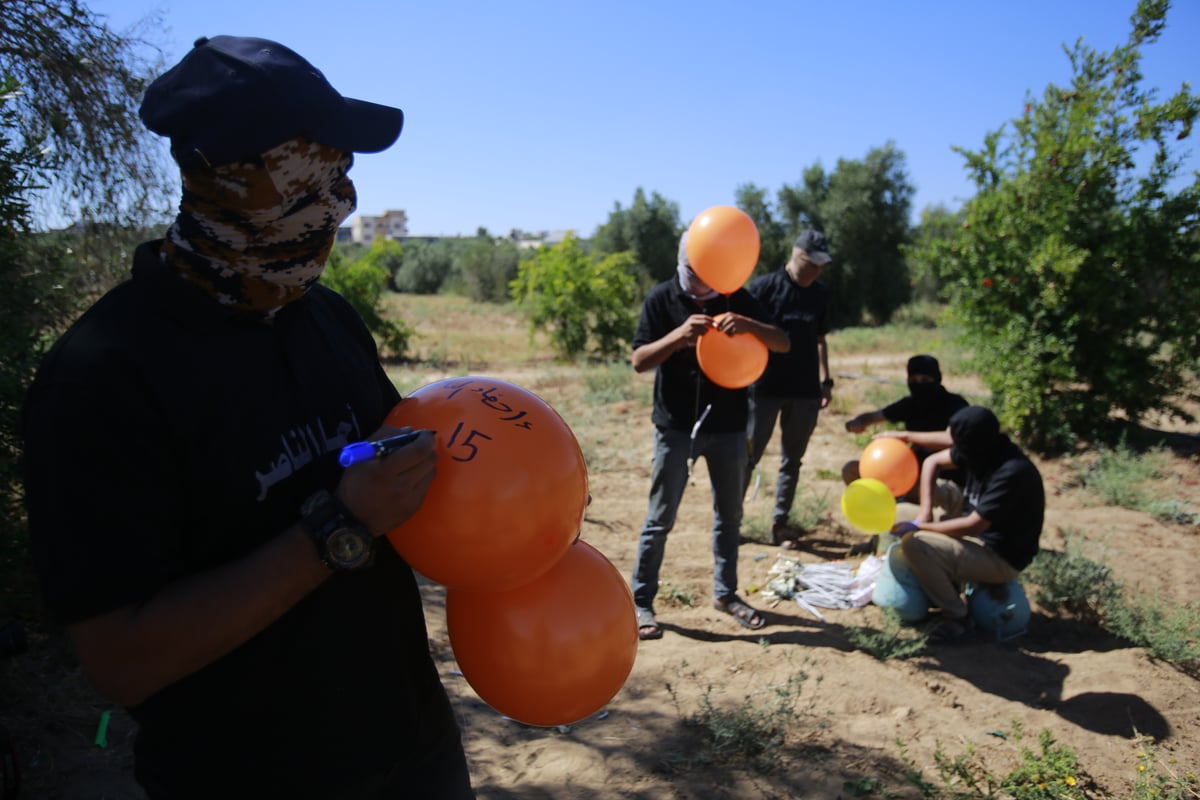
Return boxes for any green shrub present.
[1072,440,1167,510]
[1022,536,1121,623]
[509,233,640,361]
[904,724,1093,799]
[1105,594,1200,677]
[322,242,414,358]
[1023,535,1199,676]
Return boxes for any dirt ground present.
[3,344,1199,799]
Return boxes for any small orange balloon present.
[447,540,638,727]
[859,438,919,497]
[695,312,768,389]
[685,205,760,295]
[384,377,588,591]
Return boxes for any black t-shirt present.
[23,242,460,797]
[884,388,970,483]
[745,268,830,398]
[959,443,1045,570]
[633,280,771,434]
[882,388,969,432]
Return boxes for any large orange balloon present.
[695,312,768,389]
[447,540,638,727]
[859,438,919,497]
[384,377,588,591]
[685,206,760,295]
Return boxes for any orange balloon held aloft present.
[859,438,920,497]
[685,205,760,295]
[695,313,768,389]
[384,377,588,591]
[447,540,638,727]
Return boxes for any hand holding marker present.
[338,429,430,467]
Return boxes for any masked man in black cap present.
[879,406,1045,643]
[744,229,835,549]
[843,354,969,506]
[24,36,474,798]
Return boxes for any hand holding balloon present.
[695,312,769,389]
[675,313,714,348]
[712,312,755,335]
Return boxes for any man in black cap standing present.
[23,37,474,798]
[744,229,835,549]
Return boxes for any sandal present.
[929,616,975,645]
[713,595,766,630]
[636,607,663,640]
[772,522,802,551]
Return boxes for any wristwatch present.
[299,489,375,571]
[822,378,835,389]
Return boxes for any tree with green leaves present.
[0,0,171,224]
[1,82,64,613]
[3,2,170,617]
[818,142,915,325]
[734,182,789,277]
[321,239,414,358]
[389,237,455,295]
[776,163,829,237]
[590,187,680,284]
[454,232,522,303]
[905,204,963,305]
[737,146,914,327]
[914,0,1200,450]
[510,233,640,360]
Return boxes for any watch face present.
[327,528,373,569]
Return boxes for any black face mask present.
[908,382,941,402]
[949,406,1007,475]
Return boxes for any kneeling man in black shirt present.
[878,406,1044,643]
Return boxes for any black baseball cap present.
[140,36,404,168]
[793,229,832,265]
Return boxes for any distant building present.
[348,210,409,244]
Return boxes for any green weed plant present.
[1021,535,1121,624]
[658,582,698,609]
[668,664,809,771]
[896,725,1198,800]
[902,724,1091,799]
[581,362,642,407]
[1023,536,1200,676]
[845,609,930,660]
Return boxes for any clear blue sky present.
[94,0,1199,238]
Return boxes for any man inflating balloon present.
[630,227,789,640]
[877,406,1045,644]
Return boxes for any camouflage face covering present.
[162,137,357,318]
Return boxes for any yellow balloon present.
[840,478,897,533]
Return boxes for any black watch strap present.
[300,489,374,570]
[822,378,835,388]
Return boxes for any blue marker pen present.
[338,430,428,468]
